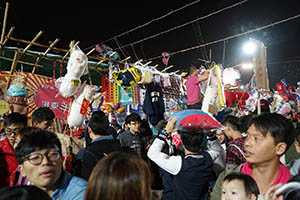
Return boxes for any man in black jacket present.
[81,111,121,180]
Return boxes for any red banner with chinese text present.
[0,71,70,118]
[33,81,70,118]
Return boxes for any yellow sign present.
[0,100,9,115]
[71,79,80,87]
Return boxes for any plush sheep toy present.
[55,46,88,98]
[68,85,97,128]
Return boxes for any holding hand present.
[264,183,283,200]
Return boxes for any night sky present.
[1,0,300,88]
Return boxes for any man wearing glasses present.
[119,113,147,160]
[14,130,87,200]
[0,112,27,187]
[2,112,28,148]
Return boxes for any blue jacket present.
[51,171,87,200]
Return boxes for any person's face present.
[5,123,24,147]
[13,134,23,149]
[222,180,256,200]
[269,91,274,97]
[35,120,54,131]
[128,121,141,134]
[244,124,286,164]
[19,148,62,191]
[216,130,225,144]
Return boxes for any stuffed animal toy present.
[113,67,142,88]
[7,82,28,114]
[271,93,291,115]
[202,65,224,114]
[223,67,240,87]
[95,44,120,66]
[55,46,88,98]
[68,85,96,128]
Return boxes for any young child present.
[222,172,259,200]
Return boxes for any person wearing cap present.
[147,117,222,200]
[7,82,28,114]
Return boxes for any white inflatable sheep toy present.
[56,46,88,98]
[68,85,95,128]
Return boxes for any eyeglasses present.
[130,122,141,126]
[23,151,61,165]
[5,128,22,136]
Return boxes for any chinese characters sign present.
[34,81,70,119]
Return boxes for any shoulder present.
[183,153,212,166]
[85,140,121,154]
[54,172,87,200]
[119,130,131,137]
[69,175,87,187]
[187,76,197,81]
[65,176,87,200]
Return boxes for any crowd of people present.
[0,65,300,200]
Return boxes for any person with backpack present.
[80,111,121,180]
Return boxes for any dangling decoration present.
[96,44,120,61]
[59,60,63,77]
[162,52,170,66]
[104,81,119,104]
[112,67,142,88]
[53,60,56,79]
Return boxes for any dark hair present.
[125,113,141,125]
[188,65,197,76]
[223,172,259,198]
[4,112,27,127]
[88,110,109,135]
[140,119,153,137]
[284,188,300,200]
[19,126,42,136]
[0,185,51,200]
[222,115,241,132]
[32,107,55,123]
[85,151,152,200]
[111,121,122,131]
[178,130,204,153]
[14,130,62,164]
[250,113,295,151]
[239,114,254,133]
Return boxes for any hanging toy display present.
[68,85,98,128]
[162,52,170,66]
[55,45,88,98]
[112,67,142,88]
[95,44,120,67]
